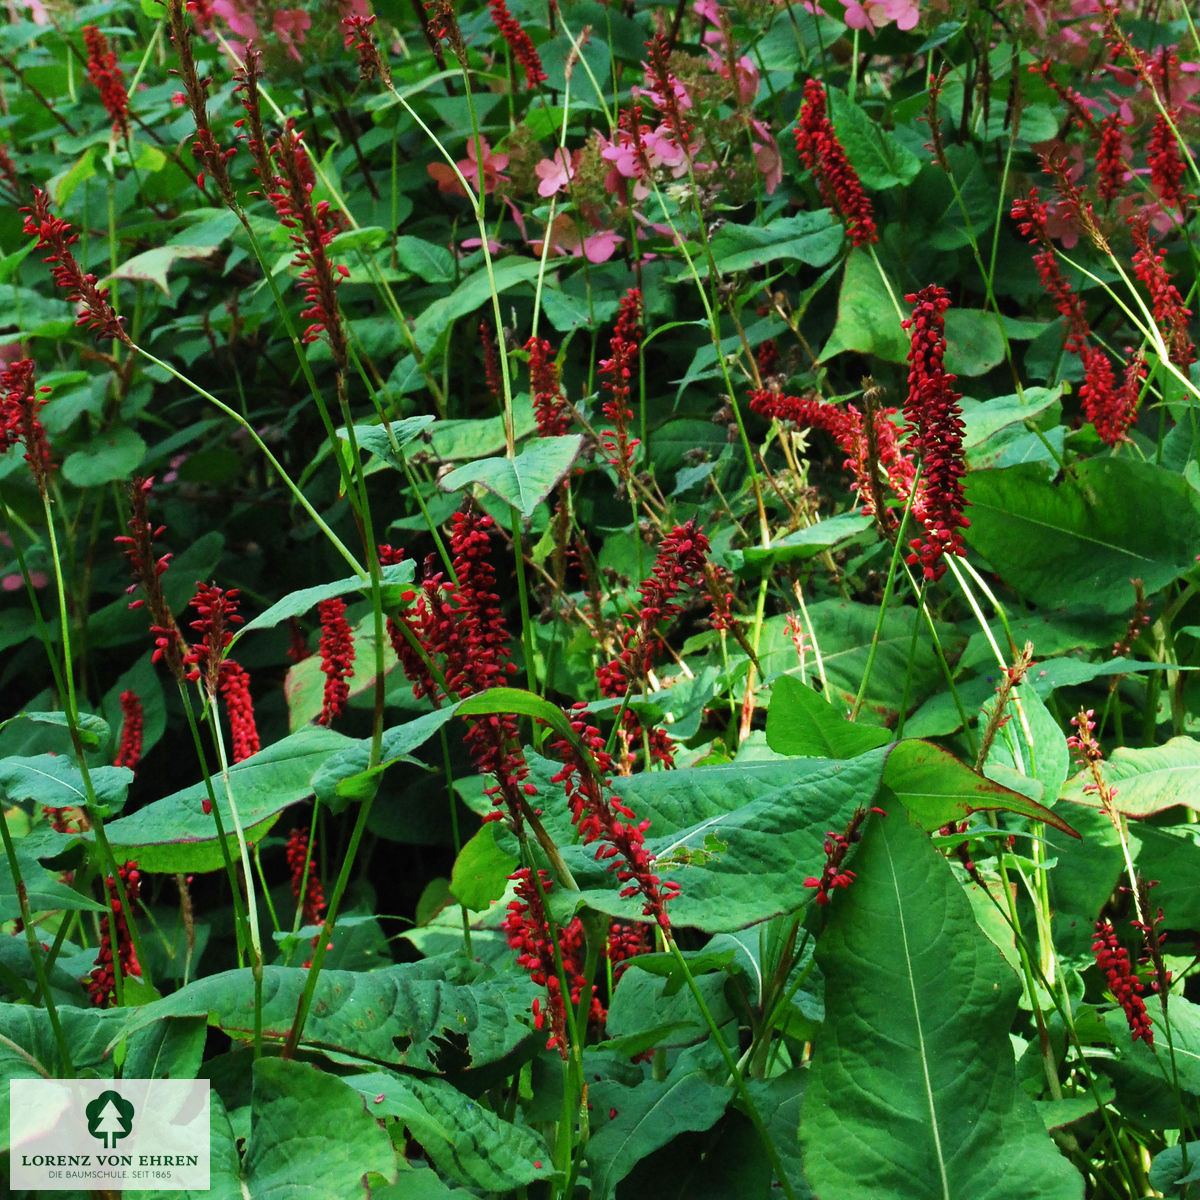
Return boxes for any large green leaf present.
[585,1067,730,1199]
[236,560,413,639]
[61,426,146,488]
[701,212,843,276]
[92,727,355,873]
[239,1059,396,1197]
[451,823,518,911]
[440,435,582,516]
[828,89,922,189]
[766,673,891,759]
[1059,736,1200,817]
[117,961,533,1072]
[347,1072,553,1191]
[800,804,1085,1200]
[819,249,909,364]
[964,460,1200,613]
[0,754,131,817]
[563,750,889,931]
[884,739,1078,837]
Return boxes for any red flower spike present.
[342,14,389,84]
[1130,215,1195,369]
[113,690,143,772]
[487,0,545,88]
[286,828,327,925]
[0,359,54,494]
[527,336,570,437]
[258,122,349,368]
[1093,919,1154,1045]
[902,286,969,581]
[116,479,188,683]
[1010,190,1091,357]
[21,189,129,345]
[183,583,244,696]
[391,513,530,823]
[598,289,643,480]
[219,661,259,762]
[83,26,129,138]
[749,388,915,528]
[317,597,355,726]
[1147,113,1189,210]
[550,713,679,929]
[794,80,876,247]
[502,868,570,1056]
[87,861,142,1007]
[1096,113,1126,203]
[1079,346,1146,446]
[804,807,876,906]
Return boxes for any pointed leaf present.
[236,560,413,639]
[451,823,519,911]
[0,755,131,817]
[800,803,1085,1200]
[440,435,582,517]
[884,739,1078,837]
[242,1058,396,1197]
[338,418,438,471]
[92,727,355,873]
[766,673,891,759]
[965,460,1200,613]
[585,1068,729,1199]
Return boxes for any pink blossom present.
[840,0,919,33]
[532,213,622,263]
[427,137,510,198]
[211,0,258,39]
[272,7,312,61]
[751,119,782,194]
[534,148,576,197]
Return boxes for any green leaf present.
[440,435,582,517]
[117,961,534,1072]
[1060,736,1200,817]
[328,225,389,253]
[884,739,1078,837]
[347,1072,554,1191]
[701,212,843,276]
[800,803,1085,1200]
[820,248,909,364]
[55,145,97,206]
[241,1058,396,1197]
[585,1068,730,1199]
[413,258,543,353]
[393,235,455,282]
[107,245,214,296]
[0,754,131,816]
[964,460,1200,614]
[122,1015,206,1080]
[235,561,414,640]
[961,388,1061,458]
[338,418,438,471]
[736,514,873,573]
[3,710,109,747]
[0,836,108,916]
[565,750,889,931]
[93,727,355,873]
[766,673,891,758]
[829,90,923,189]
[451,823,519,911]
[943,309,1006,377]
[61,427,147,488]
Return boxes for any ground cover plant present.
[0,0,1198,1195]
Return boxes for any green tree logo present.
[85,1090,135,1149]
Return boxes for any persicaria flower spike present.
[794,80,876,246]
[317,597,355,726]
[1130,215,1194,369]
[502,867,570,1056]
[286,828,327,925]
[22,189,129,345]
[804,807,876,905]
[0,359,54,494]
[598,289,643,479]
[219,661,260,762]
[528,336,570,437]
[113,690,143,772]
[83,25,129,138]
[551,710,680,929]
[487,0,545,88]
[1079,346,1145,446]
[183,582,244,696]
[902,285,969,581]
[87,861,142,1007]
[1147,112,1188,210]
[115,477,187,683]
[1093,919,1154,1045]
